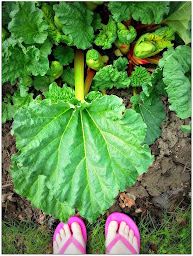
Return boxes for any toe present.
[53,240,58,254]
[125,225,130,237]
[60,227,65,240]
[71,222,82,235]
[108,221,118,233]
[106,221,118,246]
[132,236,139,253]
[119,221,126,236]
[56,233,61,245]
[64,224,71,238]
[71,222,85,249]
[128,229,134,244]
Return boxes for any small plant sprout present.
[134,27,175,59]
[115,23,137,54]
[86,49,108,71]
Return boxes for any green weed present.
[86,217,106,254]
[2,220,52,254]
[139,206,191,254]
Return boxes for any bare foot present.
[106,221,139,254]
[53,222,86,254]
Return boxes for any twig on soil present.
[2,183,13,189]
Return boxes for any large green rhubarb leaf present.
[131,96,166,145]
[165,2,191,45]
[159,45,191,119]
[108,2,169,24]
[8,2,48,44]
[54,2,94,49]
[10,162,75,222]
[11,95,153,222]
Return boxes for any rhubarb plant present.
[159,45,191,120]
[2,1,191,223]
[9,50,154,222]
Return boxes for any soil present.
[106,89,191,221]
[2,87,191,249]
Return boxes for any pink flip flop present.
[53,216,87,254]
[105,212,140,254]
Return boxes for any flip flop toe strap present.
[59,236,86,254]
[106,234,138,254]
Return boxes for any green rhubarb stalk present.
[114,48,123,57]
[74,49,85,102]
[133,87,137,96]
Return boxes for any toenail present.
[60,228,65,234]
[72,222,79,228]
[110,221,118,227]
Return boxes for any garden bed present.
[2,1,191,254]
[2,87,191,233]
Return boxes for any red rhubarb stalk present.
[84,68,96,95]
[145,56,162,65]
[123,16,132,27]
[146,67,156,72]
